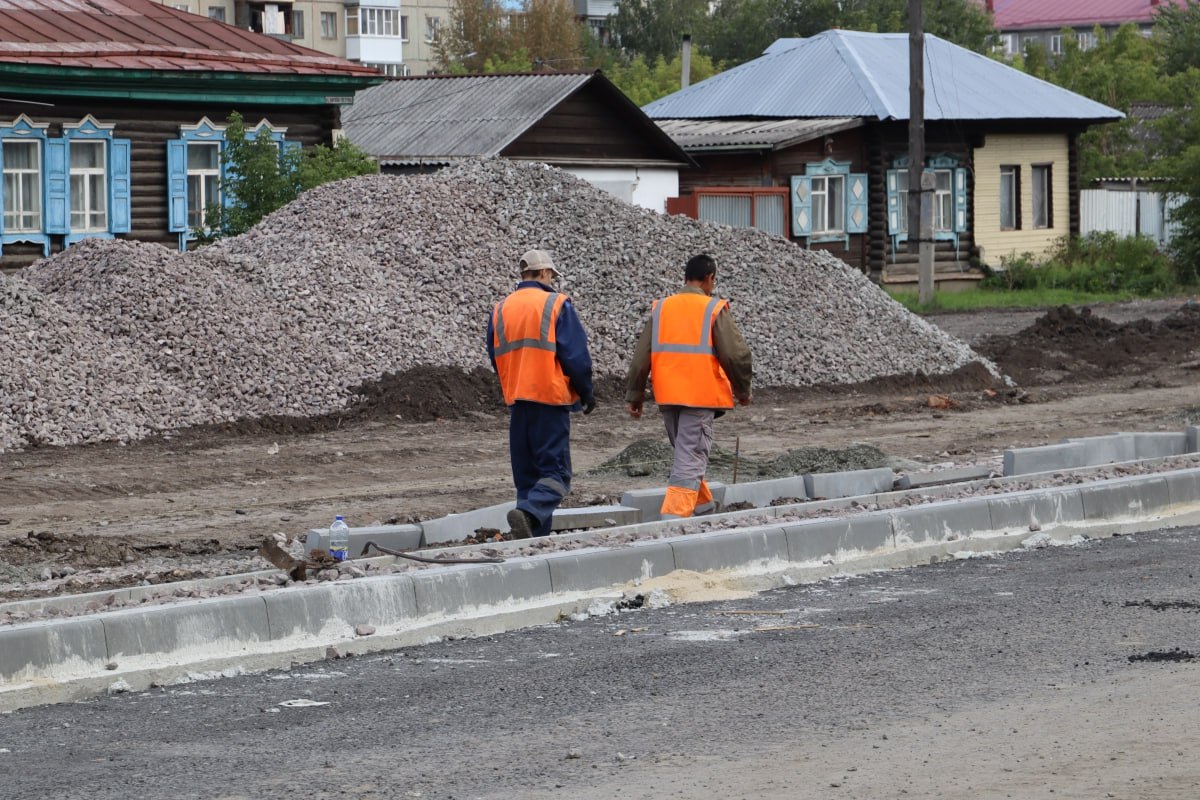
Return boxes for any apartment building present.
[159,0,452,75]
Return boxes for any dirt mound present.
[976,304,1200,386]
[589,439,889,482]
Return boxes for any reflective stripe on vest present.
[492,288,578,406]
[649,293,734,409]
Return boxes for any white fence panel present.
[1080,188,1181,246]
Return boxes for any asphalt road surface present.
[3,526,1200,800]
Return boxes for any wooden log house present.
[0,0,381,271]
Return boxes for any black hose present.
[361,540,505,564]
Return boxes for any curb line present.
[3,466,1200,712]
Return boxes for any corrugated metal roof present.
[343,71,699,167]
[0,0,379,75]
[343,73,597,158]
[644,29,1123,123]
[988,0,1187,31]
[654,117,862,150]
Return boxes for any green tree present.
[1156,68,1200,282]
[610,0,710,63]
[605,51,719,106]
[1155,0,1200,75]
[199,112,378,242]
[435,0,512,72]
[518,0,587,69]
[701,0,788,66]
[1011,24,1166,184]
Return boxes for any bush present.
[980,233,1179,295]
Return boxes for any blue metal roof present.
[644,30,1122,123]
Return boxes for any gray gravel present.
[1,159,994,452]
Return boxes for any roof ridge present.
[827,30,895,120]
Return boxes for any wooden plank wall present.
[0,100,338,270]
[504,84,676,162]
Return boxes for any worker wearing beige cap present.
[488,249,596,539]
[625,253,752,519]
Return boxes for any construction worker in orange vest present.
[488,249,595,539]
[625,254,752,519]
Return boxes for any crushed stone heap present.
[2,159,996,452]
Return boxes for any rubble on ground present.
[2,159,996,452]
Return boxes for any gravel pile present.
[2,158,996,452]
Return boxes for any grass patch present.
[886,287,1136,313]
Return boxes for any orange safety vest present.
[649,292,735,409]
[492,287,579,406]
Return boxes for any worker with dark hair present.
[625,253,752,518]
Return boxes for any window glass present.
[934,169,953,232]
[346,8,359,35]
[208,6,225,21]
[321,11,337,38]
[3,140,41,232]
[812,174,844,234]
[186,142,221,230]
[1033,164,1051,228]
[1000,165,1018,230]
[69,140,107,232]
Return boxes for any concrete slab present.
[668,526,789,573]
[544,541,676,593]
[1164,468,1200,508]
[306,524,423,557]
[1003,442,1089,476]
[1062,434,1136,466]
[409,558,553,616]
[896,466,993,490]
[783,514,893,563]
[987,488,1085,533]
[101,594,271,660]
[1129,432,1190,460]
[890,498,993,546]
[552,505,641,532]
[720,476,808,508]
[0,617,108,684]
[1189,425,1200,453]
[263,575,419,640]
[804,468,894,500]
[420,501,515,545]
[1079,475,1171,520]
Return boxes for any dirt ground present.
[2,297,1199,600]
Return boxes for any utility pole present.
[908,0,935,305]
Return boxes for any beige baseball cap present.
[519,249,562,277]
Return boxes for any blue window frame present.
[886,154,968,260]
[0,115,51,256]
[53,115,132,246]
[168,118,300,251]
[1,115,129,254]
[790,159,867,248]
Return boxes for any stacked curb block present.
[5,456,1200,712]
[1003,427,1200,476]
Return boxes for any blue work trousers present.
[509,401,572,537]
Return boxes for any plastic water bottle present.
[328,515,350,562]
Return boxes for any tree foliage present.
[1155,0,1200,75]
[435,0,585,72]
[605,51,720,106]
[612,0,993,68]
[199,112,378,242]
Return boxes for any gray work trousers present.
[661,406,716,516]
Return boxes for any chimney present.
[681,34,692,89]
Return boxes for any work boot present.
[506,508,535,540]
